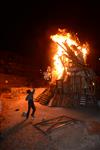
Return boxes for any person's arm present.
[25,95,28,101]
[31,88,35,94]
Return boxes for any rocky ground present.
[0,87,100,150]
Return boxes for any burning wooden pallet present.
[38,29,96,107]
[35,85,56,105]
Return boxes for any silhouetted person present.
[25,88,36,119]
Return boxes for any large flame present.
[50,29,89,80]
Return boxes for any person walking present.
[25,88,36,119]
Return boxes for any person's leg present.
[26,103,31,118]
[31,103,36,117]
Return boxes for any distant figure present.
[25,88,36,119]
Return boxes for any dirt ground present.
[0,87,100,150]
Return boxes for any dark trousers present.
[27,102,36,118]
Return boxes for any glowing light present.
[50,29,89,80]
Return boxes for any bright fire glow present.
[50,28,89,80]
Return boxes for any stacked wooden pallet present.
[35,88,54,105]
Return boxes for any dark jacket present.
[25,90,35,103]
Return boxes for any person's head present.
[26,89,31,94]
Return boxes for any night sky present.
[0,1,100,73]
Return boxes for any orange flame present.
[50,29,89,80]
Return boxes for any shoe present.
[31,114,35,118]
[26,116,28,119]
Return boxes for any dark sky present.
[0,1,100,72]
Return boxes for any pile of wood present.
[36,41,96,107]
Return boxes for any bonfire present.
[40,29,96,107]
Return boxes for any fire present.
[50,29,89,80]
[53,48,64,79]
